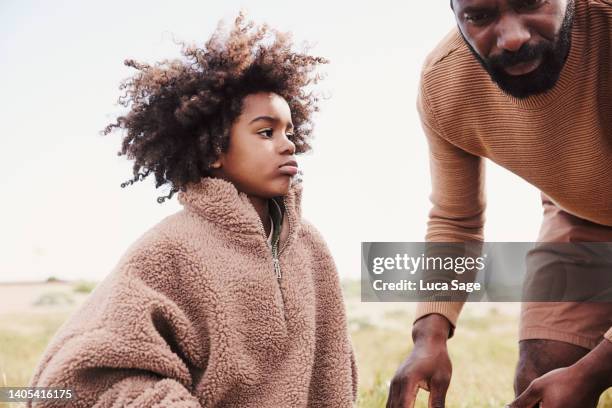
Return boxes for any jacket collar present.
[177,177,303,246]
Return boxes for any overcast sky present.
[0,0,542,283]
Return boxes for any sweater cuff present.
[414,301,464,338]
[605,327,612,342]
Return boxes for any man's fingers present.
[386,378,402,408]
[386,381,394,408]
[397,380,419,408]
[428,377,450,408]
[506,382,542,408]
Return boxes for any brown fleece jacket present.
[28,177,357,407]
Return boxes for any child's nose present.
[279,135,296,155]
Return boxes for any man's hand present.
[507,339,612,408]
[506,366,601,408]
[386,314,453,408]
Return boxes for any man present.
[386,0,612,407]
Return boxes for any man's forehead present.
[453,0,502,11]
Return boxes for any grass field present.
[0,281,610,407]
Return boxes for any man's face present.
[452,0,573,98]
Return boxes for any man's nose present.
[496,14,531,52]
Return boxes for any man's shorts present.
[519,193,612,350]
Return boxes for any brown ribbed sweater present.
[28,178,357,407]
[414,0,612,342]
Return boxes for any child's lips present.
[279,161,298,176]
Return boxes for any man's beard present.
[460,1,575,99]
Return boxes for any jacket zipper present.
[254,197,290,279]
[252,197,291,322]
[275,197,293,278]
[272,251,281,279]
[278,197,292,258]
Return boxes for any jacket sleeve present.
[413,77,486,333]
[28,241,204,408]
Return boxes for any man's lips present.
[279,160,298,176]
[503,57,543,76]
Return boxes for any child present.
[29,13,357,408]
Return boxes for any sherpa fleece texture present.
[28,177,358,407]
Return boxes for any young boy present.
[28,13,357,408]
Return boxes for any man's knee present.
[514,339,590,396]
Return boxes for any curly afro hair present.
[102,12,328,203]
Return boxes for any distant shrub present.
[73,281,97,294]
[45,276,60,283]
[33,292,74,306]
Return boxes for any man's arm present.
[414,81,486,334]
[386,78,486,408]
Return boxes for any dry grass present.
[0,281,610,407]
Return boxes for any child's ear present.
[210,156,223,169]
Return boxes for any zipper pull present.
[273,257,281,279]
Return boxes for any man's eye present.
[257,129,273,138]
[518,0,544,10]
[465,12,494,25]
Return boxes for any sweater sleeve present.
[28,244,204,408]
[413,78,486,332]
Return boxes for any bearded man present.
[386,1,612,407]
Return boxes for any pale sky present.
[0,0,541,283]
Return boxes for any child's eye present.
[257,129,273,138]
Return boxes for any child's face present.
[211,92,298,198]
